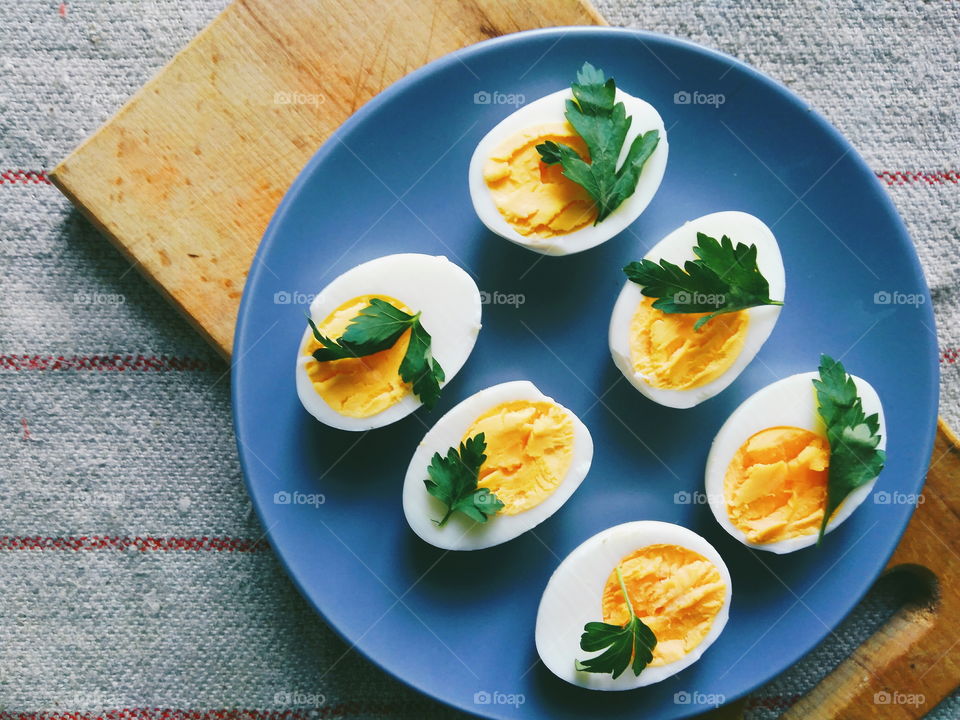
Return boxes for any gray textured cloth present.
[1,0,957,718]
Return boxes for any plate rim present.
[232,25,940,719]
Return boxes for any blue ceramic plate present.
[233,27,938,719]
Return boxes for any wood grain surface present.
[49,0,605,357]
[49,1,957,717]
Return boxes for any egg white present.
[295,254,481,431]
[609,211,785,408]
[402,380,593,550]
[468,87,668,256]
[705,372,886,554]
[536,521,732,690]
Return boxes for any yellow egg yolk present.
[461,400,574,515]
[629,297,749,390]
[602,545,726,666]
[724,426,831,544]
[483,122,597,238]
[303,294,412,418]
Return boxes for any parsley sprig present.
[575,566,657,679]
[424,433,504,527]
[536,62,660,223]
[813,354,886,542]
[307,298,445,409]
[623,232,784,330]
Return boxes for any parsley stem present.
[437,507,454,527]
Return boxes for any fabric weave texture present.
[1,0,957,718]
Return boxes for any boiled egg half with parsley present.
[536,521,731,689]
[609,211,785,408]
[402,381,593,550]
[705,366,886,553]
[469,62,668,256]
[295,254,481,431]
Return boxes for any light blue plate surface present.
[233,27,939,719]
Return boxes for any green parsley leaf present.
[623,232,784,330]
[308,298,411,361]
[424,433,504,527]
[813,354,886,542]
[399,319,445,412]
[536,62,660,223]
[575,566,657,679]
[307,298,445,409]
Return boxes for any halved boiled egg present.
[705,372,886,553]
[468,80,668,256]
[536,521,731,690]
[402,381,593,550]
[609,211,785,408]
[295,254,481,431]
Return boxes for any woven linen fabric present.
[1,1,957,718]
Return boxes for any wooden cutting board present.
[49,1,957,716]
[49,0,605,357]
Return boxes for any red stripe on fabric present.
[0,536,268,552]
[0,169,51,185]
[0,355,221,371]
[876,170,958,185]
